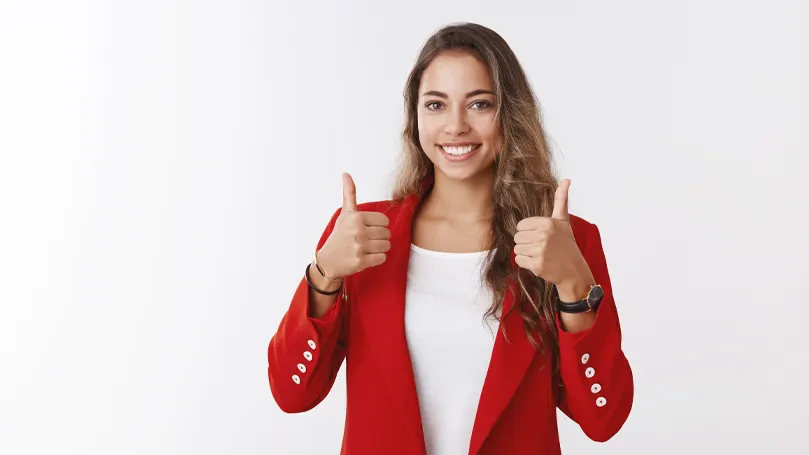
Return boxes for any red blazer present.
[267,193,633,455]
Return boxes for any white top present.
[404,243,501,455]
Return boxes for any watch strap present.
[556,284,603,313]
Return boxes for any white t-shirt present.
[404,243,501,455]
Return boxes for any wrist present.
[556,274,595,303]
[308,261,343,292]
[314,247,343,281]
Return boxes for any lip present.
[438,143,481,162]
[438,142,480,147]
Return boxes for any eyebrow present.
[420,89,495,98]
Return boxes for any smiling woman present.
[267,22,633,455]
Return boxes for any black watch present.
[556,284,604,313]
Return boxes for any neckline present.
[410,243,493,259]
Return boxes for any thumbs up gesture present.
[513,179,594,291]
[316,173,392,279]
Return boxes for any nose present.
[444,107,470,135]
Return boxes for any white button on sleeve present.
[581,353,590,364]
[292,374,300,385]
[596,396,607,407]
[297,363,307,373]
[303,351,313,361]
[307,340,317,350]
[591,383,601,393]
[585,367,595,378]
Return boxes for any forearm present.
[268,273,348,413]
[555,285,633,442]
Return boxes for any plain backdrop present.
[1,0,807,454]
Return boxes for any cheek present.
[417,116,439,148]
[473,117,500,154]
[478,117,499,142]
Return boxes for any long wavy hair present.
[392,22,561,358]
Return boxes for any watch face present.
[587,285,604,305]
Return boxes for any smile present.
[439,144,481,161]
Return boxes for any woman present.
[267,22,633,455]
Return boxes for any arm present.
[556,223,634,442]
[267,207,350,413]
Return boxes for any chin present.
[434,161,496,182]
[436,166,483,181]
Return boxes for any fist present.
[317,173,392,278]
[513,179,585,286]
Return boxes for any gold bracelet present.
[313,249,343,282]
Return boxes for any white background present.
[1,0,807,454]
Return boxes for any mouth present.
[438,143,482,161]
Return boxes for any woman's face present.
[417,51,500,182]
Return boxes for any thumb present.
[342,172,358,212]
[551,178,571,221]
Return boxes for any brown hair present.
[392,22,561,357]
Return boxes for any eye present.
[425,101,443,111]
[470,100,492,110]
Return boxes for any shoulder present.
[354,199,411,227]
[322,198,409,227]
[569,213,594,230]
[568,213,600,250]
[325,198,406,219]
[356,198,407,215]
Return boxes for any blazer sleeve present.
[556,222,634,442]
[267,207,350,413]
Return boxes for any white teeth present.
[441,145,477,155]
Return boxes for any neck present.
[421,166,495,222]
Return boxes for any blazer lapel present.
[467,263,539,455]
[353,194,426,453]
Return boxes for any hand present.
[513,179,594,293]
[316,173,392,279]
